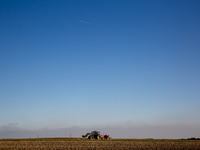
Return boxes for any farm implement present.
[82,130,110,139]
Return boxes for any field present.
[0,138,200,150]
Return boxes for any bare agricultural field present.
[0,138,200,150]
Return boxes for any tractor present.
[82,130,110,139]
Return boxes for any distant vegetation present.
[187,137,200,140]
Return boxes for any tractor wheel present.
[97,136,101,140]
[90,136,94,139]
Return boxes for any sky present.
[0,0,200,139]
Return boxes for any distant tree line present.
[187,137,200,140]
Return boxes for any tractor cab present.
[91,130,100,135]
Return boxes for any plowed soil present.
[0,138,200,150]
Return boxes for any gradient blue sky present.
[0,0,200,139]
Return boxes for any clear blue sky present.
[0,0,200,139]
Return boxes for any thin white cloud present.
[79,20,92,24]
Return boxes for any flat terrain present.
[0,138,200,150]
